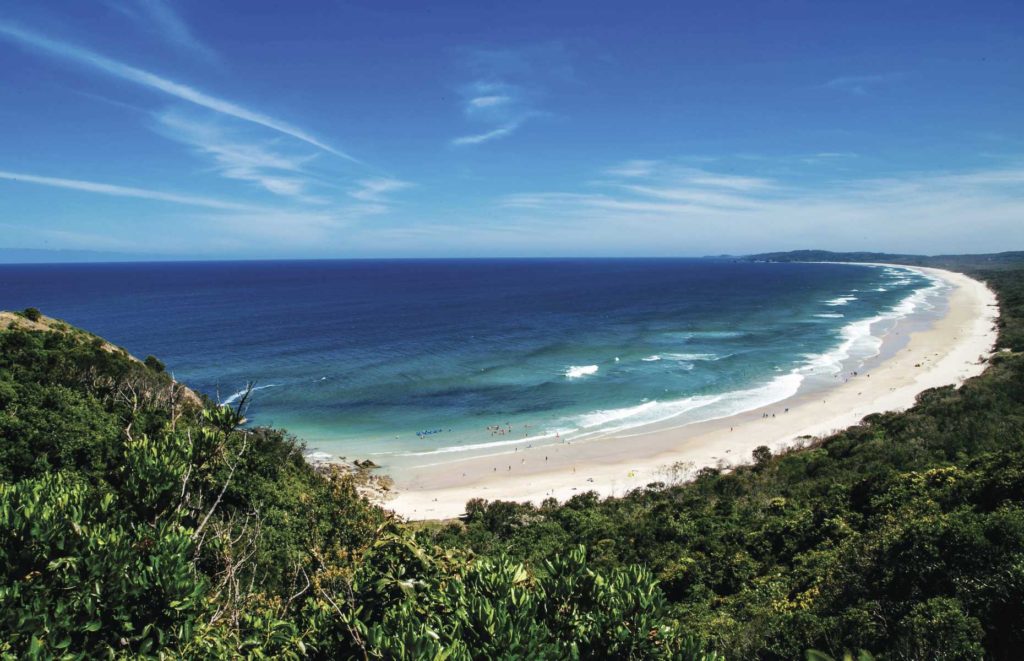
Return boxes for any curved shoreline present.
[382,266,999,520]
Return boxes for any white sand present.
[382,266,999,521]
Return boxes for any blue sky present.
[0,0,1021,258]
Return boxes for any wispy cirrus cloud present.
[452,122,523,146]
[825,72,906,95]
[103,0,218,62]
[495,159,1024,255]
[604,160,660,178]
[340,178,414,217]
[0,169,259,211]
[154,110,325,202]
[450,43,572,147]
[452,80,532,146]
[0,112,412,251]
[349,178,413,202]
[153,112,414,215]
[0,169,392,249]
[0,21,354,160]
[468,95,511,109]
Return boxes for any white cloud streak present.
[452,80,529,146]
[0,22,356,161]
[469,95,510,108]
[604,160,659,178]
[495,160,1024,255]
[450,45,568,147]
[0,170,260,210]
[154,110,324,202]
[452,122,521,146]
[0,170,387,250]
[349,178,413,202]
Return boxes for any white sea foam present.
[642,353,722,363]
[587,372,806,438]
[663,352,722,361]
[824,295,857,306]
[221,383,280,406]
[615,266,946,437]
[814,313,845,318]
[565,364,599,378]
[403,428,574,456]
[660,330,745,341]
[800,266,945,377]
[570,395,725,437]
[575,400,662,428]
[408,368,810,459]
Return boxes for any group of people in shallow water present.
[415,428,450,438]
[487,422,537,438]
[487,422,514,436]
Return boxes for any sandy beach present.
[382,266,999,521]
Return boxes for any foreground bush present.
[0,322,714,659]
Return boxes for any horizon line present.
[1,249,1022,267]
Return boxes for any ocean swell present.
[402,266,945,458]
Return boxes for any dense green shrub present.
[0,317,709,658]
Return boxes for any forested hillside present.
[1,263,1022,659]
[0,311,714,659]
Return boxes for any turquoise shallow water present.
[0,259,940,470]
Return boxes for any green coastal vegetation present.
[0,311,713,659]
[1,255,1023,659]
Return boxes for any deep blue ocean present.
[0,259,939,469]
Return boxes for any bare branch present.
[194,432,249,546]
